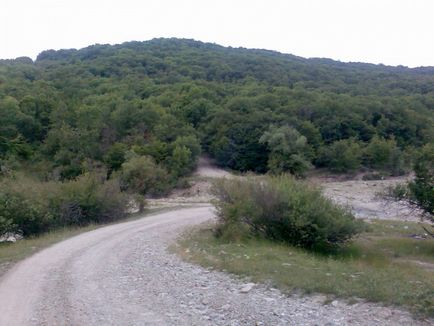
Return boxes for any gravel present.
[0,206,429,325]
[321,178,422,221]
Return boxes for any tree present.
[120,155,170,197]
[167,135,201,175]
[318,139,362,173]
[168,145,192,178]
[260,125,312,176]
[364,136,404,174]
[104,143,127,173]
[409,144,434,219]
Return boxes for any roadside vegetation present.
[212,175,365,252]
[175,219,434,317]
[172,175,434,317]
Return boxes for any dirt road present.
[0,205,425,326]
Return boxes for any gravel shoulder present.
[0,205,428,326]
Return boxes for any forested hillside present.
[1,38,433,179]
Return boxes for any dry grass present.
[174,219,434,317]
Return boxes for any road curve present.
[0,206,426,326]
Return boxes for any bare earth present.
[320,177,422,222]
[0,160,429,325]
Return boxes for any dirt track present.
[0,207,212,325]
[0,205,426,326]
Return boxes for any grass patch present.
[174,219,434,317]
[0,206,182,277]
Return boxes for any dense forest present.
[0,38,433,235]
[2,38,433,177]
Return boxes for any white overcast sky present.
[1,0,433,67]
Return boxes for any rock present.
[0,232,22,243]
[240,283,255,293]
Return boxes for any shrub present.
[364,136,405,175]
[0,176,55,236]
[0,216,15,236]
[259,125,313,177]
[120,155,171,196]
[104,142,127,172]
[384,144,433,224]
[165,135,201,177]
[409,144,434,218]
[0,173,128,237]
[212,175,364,251]
[53,174,128,225]
[167,145,193,178]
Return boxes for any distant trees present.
[317,139,363,173]
[0,38,433,182]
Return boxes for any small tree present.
[168,145,192,178]
[120,155,170,198]
[409,144,434,219]
[260,125,313,176]
[364,136,404,175]
[386,144,433,236]
[104,142,127,173]
[166,135,201,177]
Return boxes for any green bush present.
[259,125,313,177]
[104,142,127,172]
[120,155,171,196]
[364,136,405,175]
[212,175,364,251]
[165,135,201,177]
[53,174,128,225]
[0,216,15,236]
[0,173,128,237]
[385,144,434,222]
[409,144,434,218]
[0,177,55,236]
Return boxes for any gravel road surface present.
[0,206,427,325]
